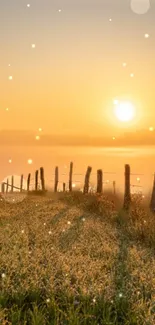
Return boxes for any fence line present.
[1,163,155,212]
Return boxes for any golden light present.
[72,183,76,187]
[113,99,119,105]
[28,159,33,164]
[6,108,9,111]
[112,136,115,140]
[136,177,140,182]
[114,101,135,122]
[35,135,40,140]
[149,127,154,131]
[122,62,127,67]
[8,76,13,80]
[8,159,12,163]
[130,73,134,77]
[144,33,150,38]
[31,44,36,48]
[38,128,42,132]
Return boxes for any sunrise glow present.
[114,102,135,122]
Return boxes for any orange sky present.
[0,0,155,137]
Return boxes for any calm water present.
[0,145,155,195]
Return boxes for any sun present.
[114,101,135,122]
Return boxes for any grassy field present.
[0,190,155,324]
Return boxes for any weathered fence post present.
[35,170,39,191]
[54,166,59,192]
[123,164,131,210]
[69,162,73,192]
[63,182,66,192]
[113,181,116,195]
[20,174,23,192]
[97,169,103,193]
[40,167,45,191]
[150,173,155,212]
[27,173,31,192]
[1,182,5,193]
[6,179,9,193]
[83,166,92,194]
[11,176,14,193]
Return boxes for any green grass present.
[0,191,155,324]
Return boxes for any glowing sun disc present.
[114,101,135,122]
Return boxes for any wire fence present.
[1,168,153,195]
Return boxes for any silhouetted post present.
[123,164,131,210]
[113,181,116,195]
[35,170,39,191]
[97,169,103,193]
[40,167,45,191]
[83,166,92,194]
[69,162,73,192]
[150,173,155,212]
[1,183,5,193]
[54,166,59,192]
[6,179,9,193]
[63,182,66,192]
[27,173,31,192]
[11,176,14,193]
[20,174,23,192]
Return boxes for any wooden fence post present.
[6,179,9,193]
[113,181,116,195]
[11,176,14,193]
[83,166,92,194]
[69,162,73,192]
[1,182,5,193]
[35,170,39,191]
[97,169,103,193]
[123,164,131,210]
[54,166,59,192]
[20,174,23,192]
[63,182,66,192]
[150,173,155,212]
[40,167,45,191]
[27,173,31,192]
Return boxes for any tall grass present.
[0,190,155,324]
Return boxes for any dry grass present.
[0,190,155,324]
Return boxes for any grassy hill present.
[0,191,155,324]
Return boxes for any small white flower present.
[82,218,85,221]
[119,293,123,297]
[66,273,68,276]
[46,298,50,303]
[48,231,52,235]
[67,221,71,225]
[93,298,96,303]
[111,300,113,303]
[2,273,6,278]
